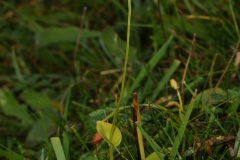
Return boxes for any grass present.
[1,0,240,159]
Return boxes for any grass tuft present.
[1,0,240,159]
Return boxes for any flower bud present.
[170,79,179,90]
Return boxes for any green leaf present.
[96,121,122,147]
[146,152,164,160]
[27,112,52,143]
[196,88,226,104]
[0,89,33,125]
[36,27,100,47]
[21,89,56,109]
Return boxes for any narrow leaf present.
[50,137,66,160]
[169,90,197,159]
[128,36,173,95]
[136,123,164,160]
[37,27,100,47]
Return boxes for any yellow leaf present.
[96,121,122,147]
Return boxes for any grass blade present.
[0,148,23,160]
[39,149,44,160]
[71,127,90,152]
[50,137,66,160]
[63,87,71,125]
[11,48,23,82]
[62,132,69,160]
[151,59,181,101]
[128,36,173,95]
[169,89,197,159]
[136,122,164,160]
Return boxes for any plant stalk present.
[109,0,131,159]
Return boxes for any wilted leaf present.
[96,121,122,147]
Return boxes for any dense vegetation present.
[1,0,240,159]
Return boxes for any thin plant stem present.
[209,54,218,88]
[181,33,196,105]
[177,89,183,113]
[109,0,131,159]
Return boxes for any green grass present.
[1,0,240,159]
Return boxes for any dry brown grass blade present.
[181,33,196,104]
[132,92,141,159]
